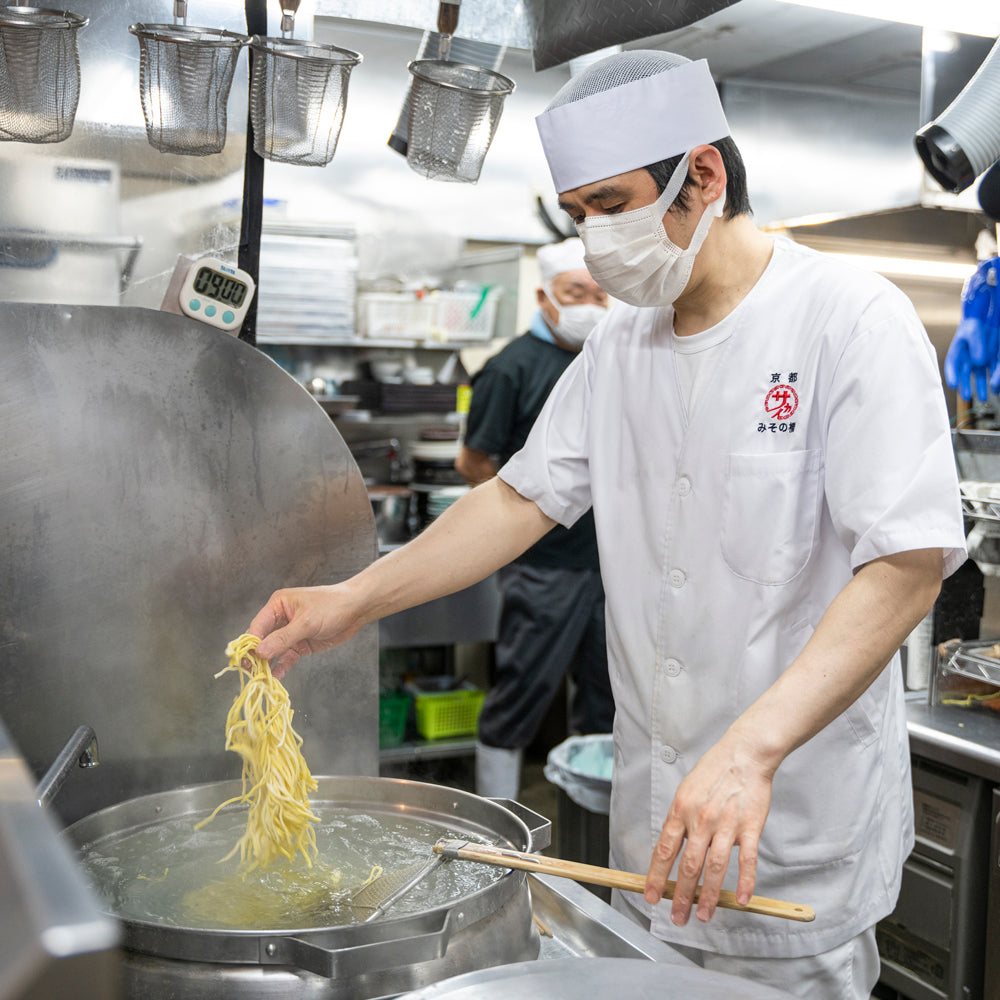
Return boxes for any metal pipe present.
[36,725,99,810]
[238,0,268,346]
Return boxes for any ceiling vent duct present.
[916,35,1000,193]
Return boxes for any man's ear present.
[536,287,547,307]
[690,144,727,205]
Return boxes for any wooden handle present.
[434,842,815,923]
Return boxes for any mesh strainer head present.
[0,6,88,144]
[249,37,361,167]
[405,60,515,184]
[544,49,690,112]
[128,23,248,156]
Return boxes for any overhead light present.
[772,0,1000,38]
[924,28,960,54]
[825,253,976,280]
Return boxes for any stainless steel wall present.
[0,303,379,824]
[723,78,924,226]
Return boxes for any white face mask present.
[543,287,607,348]
[576,151,725,308]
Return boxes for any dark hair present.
[644,136,751,220]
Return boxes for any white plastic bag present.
[544,734,613,814]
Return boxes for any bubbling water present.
[77,802,503,930]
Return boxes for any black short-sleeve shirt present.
[464,332,599,570]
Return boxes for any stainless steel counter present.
[527,872,692,966]
[0,717,121,1000]
[906,699,1000,783]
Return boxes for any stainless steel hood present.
[314,0,743,69]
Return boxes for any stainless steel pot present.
[368,486,414,544]
[67,775,549,1000]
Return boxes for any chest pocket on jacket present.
[721,449,824,586]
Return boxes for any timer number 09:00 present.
[193,266,248,307]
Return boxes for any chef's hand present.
[247,582,365,680]
[644,729,774,924]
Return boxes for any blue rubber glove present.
[945,258,1000,402]
[945,329,976,401]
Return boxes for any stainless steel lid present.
[396,957,800,1000]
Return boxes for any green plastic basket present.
[379,691,411,748]
[414,687,485,740]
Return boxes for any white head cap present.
[536,50,730,193]
[536,237,588,285]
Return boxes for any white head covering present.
[536,237,588,285]
[536,50,730,193]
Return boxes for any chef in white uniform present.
[247,50,966,1000]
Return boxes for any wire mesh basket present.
[0,6,88,144]
[249,37,361,166]
[128,22,248,156]
[405,59,515,183]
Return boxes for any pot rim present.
[66,774,549,976]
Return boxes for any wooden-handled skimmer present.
[433,840,815,923]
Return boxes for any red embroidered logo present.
[764,384,798,420]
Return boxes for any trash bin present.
[544,734,613,902]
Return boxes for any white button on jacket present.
[501,238,966,958]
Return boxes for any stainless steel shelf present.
[379,736,477,763]
[257,336,490,349]
[961,491,1000,524]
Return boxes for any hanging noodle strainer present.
[405,59,515,184]
[0,4,88,144]
[249,36,361,166]
[247,0,362,167]
[129,9,248,156]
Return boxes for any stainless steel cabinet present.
[985,789,1000,1000]
[877,756,992,999]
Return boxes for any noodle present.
[182,861,344,928]
[180,861,383,928]
[196,633,320,871]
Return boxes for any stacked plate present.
[426,485,468,521]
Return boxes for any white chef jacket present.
[499,237,966,958]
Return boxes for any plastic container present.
[408,681,485,740]
[357,292,436,341]
[932,638,1000,712]
[378,689,411,748]
[430,287,499,342]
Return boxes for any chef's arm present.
[249,476,555,678]
[645,547,944,924]
[455,445,498,486]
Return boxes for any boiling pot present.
[67,775,550,1000]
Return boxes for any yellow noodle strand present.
[196,634,319,871]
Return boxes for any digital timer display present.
[176,256,256,334]
[192,265,248,307]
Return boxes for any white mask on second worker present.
[543,287,607,348]
[576,150,725,308]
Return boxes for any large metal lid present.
[397,957,799,1000]
[0,303,378,822]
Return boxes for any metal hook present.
[280,0,300,38]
